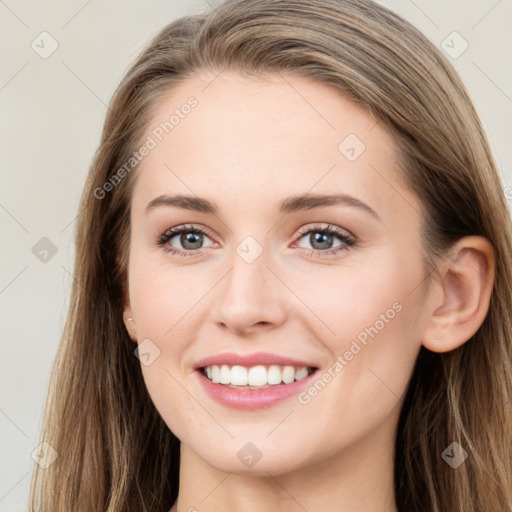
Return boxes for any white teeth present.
[219,364,231,384]
[248,365,267,386]
[282,366,295,384]
[267,365,282,385]
[202,364,314,387]
[295,367,309,380]
[230,365,248,385]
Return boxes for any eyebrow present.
[145,193,380,219]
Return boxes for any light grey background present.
[0,1,511,510]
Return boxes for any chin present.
[192,442,311,476]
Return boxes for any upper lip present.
[194,352,319,370]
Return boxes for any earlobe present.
[122,274,138,342]
[123,304,138,342]
[422,236,495,353]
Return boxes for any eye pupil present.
[311,232,333,250]
[181,231,203,249]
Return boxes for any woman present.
[29,0,512,510]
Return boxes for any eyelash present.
[156,223,357,258]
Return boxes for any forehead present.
[131,70,419,222]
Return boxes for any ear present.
[421,236,495,353]
[121,276,137,343]
[123,302,137,343]
[118,250,137,343]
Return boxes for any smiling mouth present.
[199,364,318,389]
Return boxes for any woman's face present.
[125,70,431,475]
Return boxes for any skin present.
[122,70,495,512]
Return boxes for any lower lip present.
[195,369,318,410]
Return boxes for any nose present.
[212,246,287,335]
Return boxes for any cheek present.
[285,245,422,344]
[128,252,202,340]
[287,248,422,414]
[128,256,204,434]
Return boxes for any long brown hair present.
[29,0,512,510]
